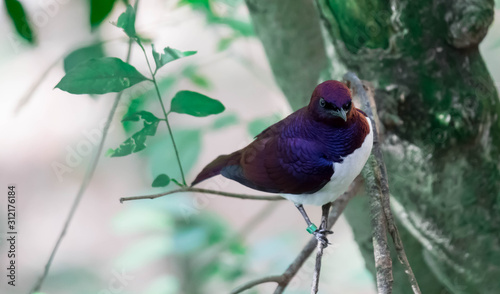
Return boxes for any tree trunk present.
[246,0,500,293]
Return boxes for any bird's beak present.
[332,109,347,121]
[339,109,347,121]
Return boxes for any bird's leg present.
[295,203,333,247]
[318,202,334,247]
[295,203,315,227]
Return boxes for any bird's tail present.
[191,151,241,186]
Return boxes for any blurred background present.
[0,0,499,293]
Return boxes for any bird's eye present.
[319,98,326,108]
[343,101,351,111]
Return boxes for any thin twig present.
[31,36,136,294]
[230,180,361,294]
[137,40,187,186]
[15,56,60,113]
[231,275,284,293]
[120,187,283,203]
[343,72,421,294]
[311,202,331,294]
[311,242,324,294]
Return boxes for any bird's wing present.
[222,134,334,194]
[254,107,308,140]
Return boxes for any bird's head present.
[308,80,353,123]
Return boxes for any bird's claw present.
[313,229,334,248]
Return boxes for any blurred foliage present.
[114,201,249,294]
[178,0,254,51]
[210,112,239,129]
[145,128,202,183]
[4,0,34,43]
[182,65,212,89]
[42,268,101,294]
[246,113,282,137]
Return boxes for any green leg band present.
[306,223,318,234]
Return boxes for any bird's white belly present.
[282,117,373,206]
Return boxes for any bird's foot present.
[313,229,333,248]
[306,224,333,248]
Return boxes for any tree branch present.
[230,180,361,294]
[311,235,325,294]
[120,187,284,203]
[343,72,421,294]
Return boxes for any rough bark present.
[245,0,328,109]
[247,0,500,293]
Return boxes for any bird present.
[191,80,373,246]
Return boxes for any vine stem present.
[137,41,187,186]
[30,12,140,294]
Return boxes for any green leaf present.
[109,111,160,157]
[152,45,197,71]
[152,174,170,187]
[5,0,35,44]
[56,57,148,94]
[63,44,105,73]
[114,4,136,38]
[211,113,239,130]
[90,0,116,28]
[247,114,282,137]
[170,91,224,117]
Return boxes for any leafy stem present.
[137,39,187,186]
